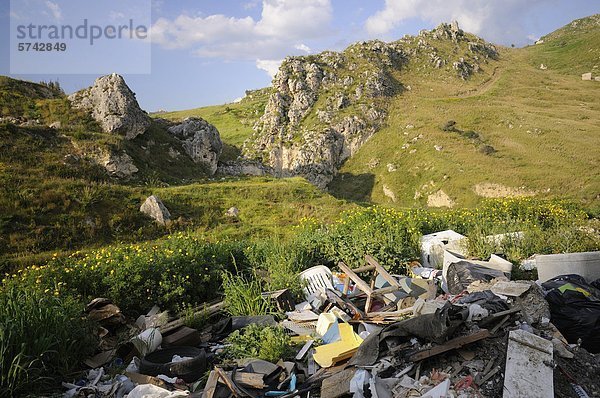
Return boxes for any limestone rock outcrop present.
[68,73,150,140]
[167,117,223,175]
[242,22,499,188]
[243,41,404,188]
[101,151,138,179]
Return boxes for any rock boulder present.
[69,73,150,140]
[167,117,223,175]
[140,195,171,225]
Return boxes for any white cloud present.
[45,1,62,21]
[295,43,312,53]
[365,0,549,45]
[150,0,332,61]
[9,11,21,19]
[256,59,282,78]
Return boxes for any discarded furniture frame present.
[338,255,402,314]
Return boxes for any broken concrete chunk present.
[490,281,531,297]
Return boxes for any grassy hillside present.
[528,14,600,74]
[1,16,599,267]
[165,17,599,209]
[0,79,345,269]
[331,42,600,208]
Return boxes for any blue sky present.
[1,0,598,111]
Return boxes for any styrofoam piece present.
[535,251,600,283]
[316,312,337,337]
[421,230,467,268]
[131,328,162,356]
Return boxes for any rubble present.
[61,234,600,398]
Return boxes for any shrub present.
[9,234,249,315]
[0,285,96,396]
[222,324,293,363]
[319,207,422,273]
[442,120,457,131]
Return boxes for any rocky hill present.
[242,22,499,188]
[1,15,599,266]
[0,75,229,265]
[167,17,599,208]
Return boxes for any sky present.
[0,0,598,111]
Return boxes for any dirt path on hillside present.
[454,66,502,98]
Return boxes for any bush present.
[319,207,422,273]
[9,234,250,315]
[0,285,96,396]
[222,324,293,363]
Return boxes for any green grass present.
[528,14,600,74]
[153,177,350,240]
[328,27,600,209]
[0,285,95,396]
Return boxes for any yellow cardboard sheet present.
[313,323,363,368]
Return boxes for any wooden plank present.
[372,285,402,296]
[320,368,357,398]
[296,340,314,360]
[478,307,520,327]
[224,371,266,389]
[160,301,224,334]
[365,255,401,288]
[125,372,167,389]
[409,329,490,362]
[490,315,510,334]
[337,262,373,295]
[215,367,241,397]
[162,326,201,347]
[364,307,414,318]
[351,264,376,273]
[201,370,219,398]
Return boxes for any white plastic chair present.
[299,265,334,298]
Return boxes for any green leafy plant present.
[221,269,272,316]
[222,324,293,363]
[0,285,96,396]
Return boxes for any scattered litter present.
[59,237,600,398]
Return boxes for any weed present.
[221,269,272,316]
[179,303,209,330]
[222,324,293,363]
[0,285,96,396]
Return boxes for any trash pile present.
[63,230,600,398]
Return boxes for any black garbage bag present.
[458,290,509,314]
[542,274,600,353]
[446,261,508,294]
